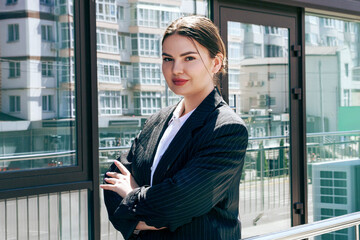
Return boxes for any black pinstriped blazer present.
[104,88,248,240]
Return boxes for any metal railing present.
[244,211,360,240]
[0,130,359,240]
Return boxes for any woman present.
[101,15,248,240]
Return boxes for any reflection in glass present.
[305,14,360,240]
[0,1,76,171]
[227,21,291,238]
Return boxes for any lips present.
[172,78,188,86]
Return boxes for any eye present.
[163,57,173,62]
[185,56,195,61]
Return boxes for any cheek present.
[186,61,206,74]
[162,64,170,77]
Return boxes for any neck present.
[182,86,214,116]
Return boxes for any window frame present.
[9,61,21,78]
[7,24,19,42]
[0,0,99,212]
[97,59,121,83]
[6,0,17,5]
[9,95,21,113]
[96,27,119,53]
[41,61,54,77]
[41,25,54,42]
[42,95,54,112]
[99,90,122,115]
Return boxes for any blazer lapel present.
[139,106,175,185]
[152,88,224,185]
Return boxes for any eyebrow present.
[162,51,199,57]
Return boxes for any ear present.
[212,53,224,74]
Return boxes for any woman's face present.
[162,34,220,99]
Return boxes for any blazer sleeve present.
[103,132,141,240]
[113,122,248,232]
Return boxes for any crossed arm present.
[101,123,248,236]
[100,160,162,231]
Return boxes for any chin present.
[168,85,185,95]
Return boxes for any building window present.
[265,26,280,35]
[41,25,53,42]
[160,11,180,28]
[229,69,240,89]
[265,45,283,57]
[97,59,120,83]
[117,6,124,21]
[228,42,242,64]
[343,90,350,107]
[167,90,181,106]
[133,6,159,28]
[40,0,52,5]
[9,96,21,112]
[96,28,118,53]
[228,22,242,36]
[131,4,179,28]
[61,91,75,117]
[8,24,19,42]
[60,22,74,48]
[42,62,54,77]
[6,0,18,5]
[229,94,236,109]
[131,33,160,57]
[308,16,318,25]
[99,91,121,115]
[305,33,319,46]
[42,95,54,111]
[120,65,128,79]
[134,92,161,115]
[345,22,356,33]
[9,61,21,78]
[121,95,128,109]
[60,58,75,83]
[269,72,276,80]
[345,63,349,77]
[323,18,335,28]
[326,36,337,46]
[353,68,360,81]
[133,63,161,85]
[118,35,126,50]
[58,0,73,15]
[96,0,116,22]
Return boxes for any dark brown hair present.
[162,15,226,90]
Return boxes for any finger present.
[114,160,130,176]
[106,172,122,178]
[104,178,117,185]
[100,184,116,191]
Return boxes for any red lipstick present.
[172,78,188,86]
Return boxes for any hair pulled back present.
[162,15,227,90]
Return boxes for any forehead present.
[162,34,207,54]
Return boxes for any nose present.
[172,60,183,75]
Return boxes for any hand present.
[136,221,166,231]
[100,160,139,198]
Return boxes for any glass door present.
[219,6,301,238]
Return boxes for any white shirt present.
[150,100,195,186]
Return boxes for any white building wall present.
[306,54,338,132]
[0,18,26,57]
[0,0,26,13]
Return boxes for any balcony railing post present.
[260,142,265,212]
[356,224,359,240]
